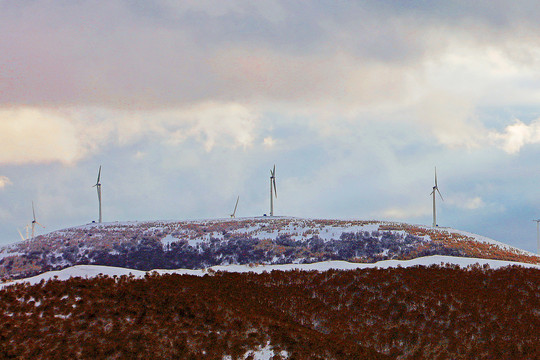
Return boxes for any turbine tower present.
[270,165,277,216]
[431,167,444,227]
[534,219,540,254]
[31,201,45,238]
[230,196,240,218]
[93,166,102,223]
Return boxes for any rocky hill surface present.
[1,217,538,280]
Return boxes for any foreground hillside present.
[1,265,538,359]
[1,217,538,280]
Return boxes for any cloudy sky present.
[1,0,540,252]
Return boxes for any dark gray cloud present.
[2,0,539,108]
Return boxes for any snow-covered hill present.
[1,217,538,280]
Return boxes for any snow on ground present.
[2,256,538,290]
[223,342,289,360]
[0,265,146,289]
[0,250,24,261]
[223,218,384,243]
[160,234,179,250]
[6,217,535,256]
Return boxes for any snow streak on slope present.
[2,255,538,289]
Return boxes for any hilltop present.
[1,217,538,280]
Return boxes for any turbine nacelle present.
[430,167,444,201]
[29,201,45,238]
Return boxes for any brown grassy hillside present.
[1,265,538,359]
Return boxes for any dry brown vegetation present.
[1,265,538,359]
[379,223,540,264]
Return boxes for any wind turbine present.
[31,201,45,238]
[431,167,443,227]
[17,224,32,241]
[230,196,240,218]
[270,165,277,216]
[533,219,540,254]
[93,166,102,223]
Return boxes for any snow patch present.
[2,256,538,289]
[160,235,178,250]
[0,251,24,260]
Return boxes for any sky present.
[1,0,540,253]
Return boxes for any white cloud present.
[464,197,485,210]
[0,103,259,165]
[0,176,12,189]
[414,91,482,149]
[134,151,146,160]
[410,38,540,153]
[116,102,259,152]
[379,204,431,220]
[489,119,540,154]
[171,102,257,151]
[0,108,87,165]
[447,195,486,210]
[263,136,276,148]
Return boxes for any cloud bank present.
[1,1,540,252]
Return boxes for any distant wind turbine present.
[230,196,240,218]
[270,165,277,216]
[533,219,540,254]
[93,166,102,223]
[18,224,32,241]
[31,201,45,238]
[431,167,444,227]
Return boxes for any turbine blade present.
[35,222,45,228]
[32,201,36,221]
[17,229,25,241]
[437,188,444,201]
[233,196,239,214]
[97,165,102,184]
[273,179,277,198]
[434,167,438,187]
